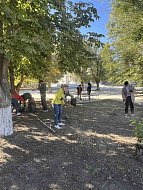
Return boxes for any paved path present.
[19,86,143,104]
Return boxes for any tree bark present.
[9,65,15,93]
[0,20,4,87]
[0,58,13,137]
[96,79,100,90]
[0,19,13,136]
[0,105,13,137]
[81,81,84,91]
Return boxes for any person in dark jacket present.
[77,84,82,100]
[38,80,48,112]
[20,93,32,110]
[87,82,92,100]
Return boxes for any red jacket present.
[11,91,24,102]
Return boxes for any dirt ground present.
[0,99,143,190]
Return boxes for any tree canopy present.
[0,0,103,94]
[106,0,143,84]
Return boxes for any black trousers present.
[87,91,91,100]
[125,96,134,114]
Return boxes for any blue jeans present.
[54,104,62,125]
[11,98,20,113]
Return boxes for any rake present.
[110,101,124,115]
[31,113,56,133]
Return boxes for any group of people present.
[11,79,136,129]
[51,81,136,129]
[77,82,92,100]
[39,81,92,129]
[11,80,48,116]
[10,80,72,129]
[76,81,136,118]
[11,89,25,116]
[52,82,92,129]
[11,88,35,116]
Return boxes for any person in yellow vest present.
[52,84,68,129]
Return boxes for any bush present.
[132,120,143,142]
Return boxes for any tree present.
[100,43,118,83]
[53,1,100,73]
[0,0,54,136]
[84,32,105,90]
[107,0,143,84]
[8,1,101,89]
[0,0,102,137]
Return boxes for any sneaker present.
[43,110,48,112]
[124,114,128,118]
[58,122,65,126]
[131,114,134,117]
[17,112,21,116]
[54,125,61,129]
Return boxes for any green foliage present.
[100,43,116,83]
[0,0,103,92]
[52,1,100,73]
[132,120,143,142]
[107,0,143,84]
[0,0,52,60]
[79,32,105,87]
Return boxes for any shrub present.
[132,120,143,143]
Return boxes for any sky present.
[72,0,111,43]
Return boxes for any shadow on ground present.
[0,100,143,190]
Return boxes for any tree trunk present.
[9,65,15,93]
[0,104,13,137]
[89,66,100,90]
[15,74,24,94]
[96,80,100,90]
[0,58,13,137]
[0,16,13,137]
[81,81,84,91]
[96,59,100,90]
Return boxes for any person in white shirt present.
[122,81,135,118]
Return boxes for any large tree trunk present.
[81,81,84,91]
[0,103,13,137]
[9,65,15,93]
[0,57,13,137]
[0,14,13,137]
